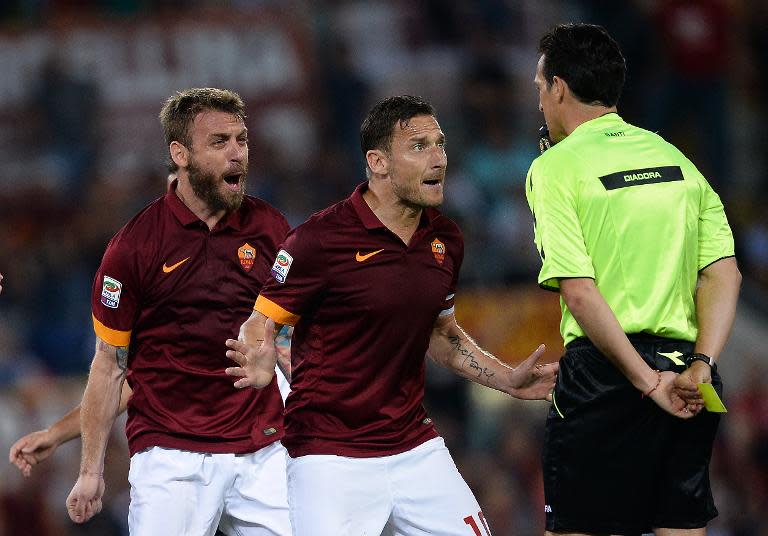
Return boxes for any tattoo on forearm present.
[116,347,129,371]
[448,335,495,381]
[97,340,129,371]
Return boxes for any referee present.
[526,23,741,536]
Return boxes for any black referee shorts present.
[542,334,722,535]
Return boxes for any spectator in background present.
[453,60,540,283]
[35,54,100,196]
[645,0,733,187]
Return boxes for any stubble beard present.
[392,177,443,209]
[187,157,247,213]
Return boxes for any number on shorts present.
[463,511,491,535]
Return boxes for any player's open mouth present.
[223,173,243,191]
[422,178,443,187]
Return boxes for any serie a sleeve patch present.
[270,249,293,283]
[101,275,123,308]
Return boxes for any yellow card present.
[698,383,727,413]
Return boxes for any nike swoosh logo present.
[355,249,384,262]
[162,257,190,273]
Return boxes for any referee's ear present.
[366,149,388,177]
[550,75,567,104]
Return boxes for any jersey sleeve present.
[526,156,595,291]
[255,223,327,327]
[91,233,142,347]
[439,227,464,317]
[697,175,735,270]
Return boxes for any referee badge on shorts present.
[270,249,293,283]
[237,242,256,272]
[431,238,446,265]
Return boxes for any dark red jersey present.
[92,182,289,456]
[255,183,464,457]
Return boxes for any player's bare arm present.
[675,257,741,402]
[226,309,286,388]
[9,382,132,477]
[559,277,694,419]
[66,336,129,523]
[427,313,558,401]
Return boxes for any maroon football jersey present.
[255,183,464,457]
[92,182,289,456]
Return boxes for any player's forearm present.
[79,346,126,474]
[47,405,84,445]
[49,361,131,447]
[241,310,285,348]
[118,381,132,414]
[239,310,267,343]
[229,310,285,387]
[428,320,512,393]
[560,278,658,393]
[694,257,741,361]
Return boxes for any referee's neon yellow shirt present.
[525,113,734,345]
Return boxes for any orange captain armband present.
[92,315,131,347]
[253,295,300,327]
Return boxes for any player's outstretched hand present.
[506,344,559,401]
[225,318,279,389]
[9,429,62,477]
[649,371,695,419]
[66,472,105,523]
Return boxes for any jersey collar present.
[569,112,624,138]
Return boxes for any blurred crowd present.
[0,1,767,535]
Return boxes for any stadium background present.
[0,1,766,534]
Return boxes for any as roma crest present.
[238,243,256,272]
[431,238,446,265]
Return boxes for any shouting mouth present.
[223,172,244,192]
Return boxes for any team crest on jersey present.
[237,242,256,272]
[431,238,446,265]
[101,276,122,309]
[270,249,293,283]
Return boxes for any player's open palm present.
[225,318,279,389]
[66,473,105,523]
[506,344,559,401]
[9,429,60,477]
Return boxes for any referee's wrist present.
[684,352,714,368]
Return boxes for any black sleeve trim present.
[699,255,736,272]
[538,276,596,293]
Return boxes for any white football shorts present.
[128,440,291,536]
[286,437,490,536]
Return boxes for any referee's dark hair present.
[538,23,626,107]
